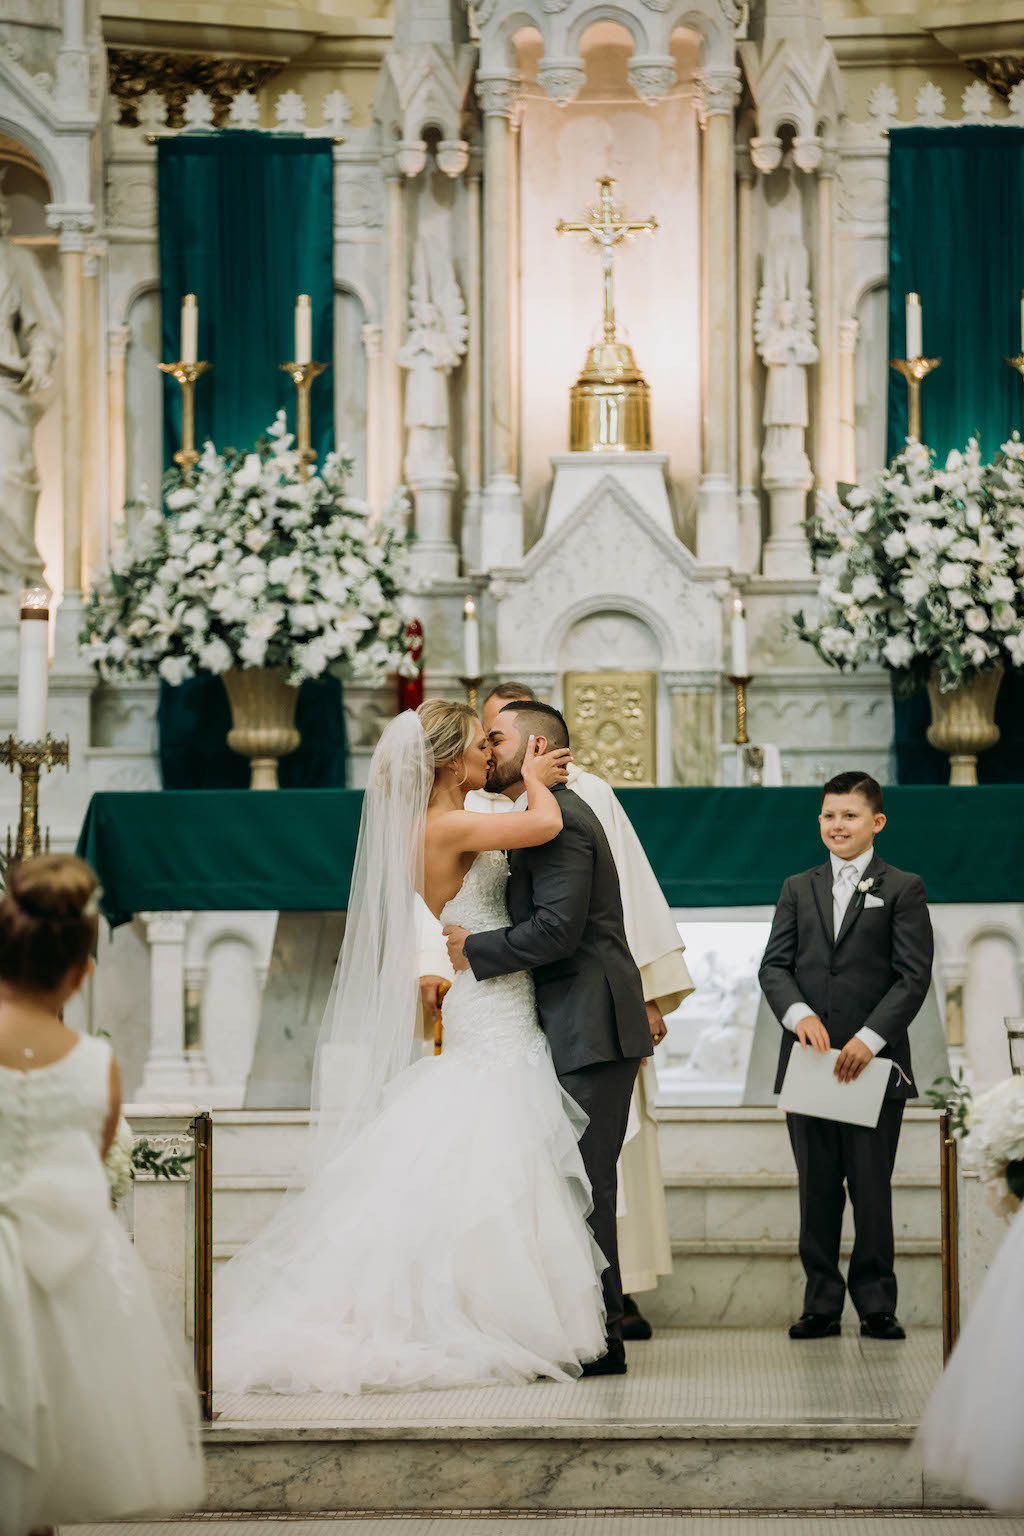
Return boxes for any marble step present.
[199,1330,965,1514]
[656,1107,942,1180]
[665,1172,941,1245]
[63,1519,1024,1535]
[644,1238,942,1327]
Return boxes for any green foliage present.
[926,1069,973,1139]
[131,1137,195,1180]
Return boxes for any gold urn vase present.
[925,663,1003,786]
[569,340,651,452]
[222,667,301,790]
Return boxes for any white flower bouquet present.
[104,1115,135,1208]
[960,1078,1024,1216]
[795,437,1024,694]
[81,414,412,688]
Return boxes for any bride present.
[215,700,606,1394]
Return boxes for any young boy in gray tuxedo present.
[759,771,934,1341]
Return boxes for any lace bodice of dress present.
[0,1033,110,1190]
[439,851,546,1066]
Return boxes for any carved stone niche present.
[107,48,283,128]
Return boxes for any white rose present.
[290,604,319,632]
[964,607,990,632]
[963,633,992,667]
[883,532,908,560]
[158,655,193,686]
[901,573,930,606]
[165,487,197,512]
[238,634,268,667]
[986,575,1015,604]
[245,528,271,553]
[905,523,933,553]
[851,574,882,603]
[238,570,268,599]
[948,537,979,562]
[882,635,915,669]
[198,638,233,674]
[853,507,875,533]
[945,449,963,472]
[186,540,218,570]
[1005,631,1024,666]
[938,562,970,589]
[949,589,972,610]
[286,571,309,601]
[233,453,263,491]
[267,555,297,586]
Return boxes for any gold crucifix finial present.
[556,175,658,344]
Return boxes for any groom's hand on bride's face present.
[443,924,471,972]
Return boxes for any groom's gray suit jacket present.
[463,786,650,1074]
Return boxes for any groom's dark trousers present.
[464,787,651,1344]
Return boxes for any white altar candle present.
[905,292,922,360]
[295,295,312,365]
[730,597,749,678]
[180,293,198,365]
[463,596,481,678]
[16,588,49,743]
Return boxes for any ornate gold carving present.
[965,56,1024,98]
[107,49,283,128]
[563,671,657,786]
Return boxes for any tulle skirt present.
[916,1201,1024,1512]
[0,1218,205,1534]
[215,1046,607,1394]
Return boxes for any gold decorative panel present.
[107,50,283,128]
[564,671,656,787]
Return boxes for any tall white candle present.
[295,294,312,365]
[463,596,481,678]
[730,597,749,678]
[180,293,198,365]
[905,292,922,360]
[16,588,49,742]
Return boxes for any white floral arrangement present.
[795,437,1024,694]
[104,1115,135,1208]
[960,1077,1024,1217]
[81,414,412,688]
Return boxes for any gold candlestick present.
[0,734,70,861]
[459,676,483,716]
[158,360,212,478]
[280,360,328,479]
[728,675,751,746]
[889,355,941,443]
[1004,353,1024,413]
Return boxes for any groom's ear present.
[532,733,550,755]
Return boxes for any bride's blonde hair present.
[416,700,478,778]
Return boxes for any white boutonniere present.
[855,876,880,908]
[856,877,875,895]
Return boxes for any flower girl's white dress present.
[215,851,607,1394]
[917,1199,1024,1511]
[0,1033,204,1533]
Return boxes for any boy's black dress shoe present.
[622,1294,653,1341]
[580,1340,627,1376]
[860,1312,905,1340]
[789,1313,841,1339]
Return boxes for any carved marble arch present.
[0,116,60,205]
[546,593,672,675]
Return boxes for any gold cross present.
[556,176,657,344]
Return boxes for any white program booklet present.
[778,1046,891,1128]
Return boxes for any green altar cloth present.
[77,786,1024,927]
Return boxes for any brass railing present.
[939,1109,960,1363]
[191,1111,214,1419]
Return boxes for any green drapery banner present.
[157,132,334,463]
[156,133,343,786]
[78,786,1024,927]
[886,125,1024,464]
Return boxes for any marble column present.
[838,318,859,484]
[383,167,406,501]
[462,151,484,571]
[82,242,106,587]
[138,911,194,1101]
[57,0,89,111]
[361,322,385,512]
[735,147,760,574]
[814,146,839,494]
[107,324,131,542]
[477,73,523,570]
[697,69,742,569]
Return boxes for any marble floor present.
[211,1328,942,1433]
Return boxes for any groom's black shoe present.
[860,1312,905,1340]
[788,1313,841,1340]
[580,1339,627,1377]
[622,1294,653,1341]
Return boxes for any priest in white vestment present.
[417,684,693,1333]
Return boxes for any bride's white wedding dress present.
[215,849,606,1394]
[916,1200,1024,1511]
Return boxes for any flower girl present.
[0,854,204,1534]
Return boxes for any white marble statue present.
[0,173,60,593]
[398,238,467,479]
[754,233,817,479]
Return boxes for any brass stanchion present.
[280,360,328,479]
[0,735,70,860]
[433,978,452,1056]
[191,1110,214,1420]
[158,360,213,479]
[939,1109,961,1363]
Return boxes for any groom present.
[445,700,652,1375]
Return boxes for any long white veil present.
[214,710,432,1319]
